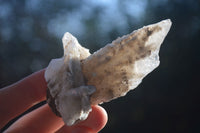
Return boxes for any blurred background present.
[0,0,200,132]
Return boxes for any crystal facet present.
[45,19,172,126]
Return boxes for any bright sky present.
[47,0,148,38]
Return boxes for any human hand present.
[0,69,107,133]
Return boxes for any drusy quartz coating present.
[45,19,172,126]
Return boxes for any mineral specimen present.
[45,19,172,126]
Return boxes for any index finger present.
[0,69,47,128]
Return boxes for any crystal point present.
[45,19,172,125]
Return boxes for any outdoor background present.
[0,0,200,132]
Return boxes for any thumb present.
[56,105,108,133]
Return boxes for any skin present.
[0,69,108,133]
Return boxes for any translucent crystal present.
[45,19,172,126]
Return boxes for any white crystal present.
[45,19,172,126]
[45,32,93,126]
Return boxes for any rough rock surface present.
[45,19,172,126]
[83,19,172,105]
[45,33,94,126]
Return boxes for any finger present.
[0,69,47,128]
[56,105,108,133]
[5,104,64,133]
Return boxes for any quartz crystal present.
[45,19,172,126]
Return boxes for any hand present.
[0,69,107,133]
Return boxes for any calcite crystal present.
[45,19,172,126]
